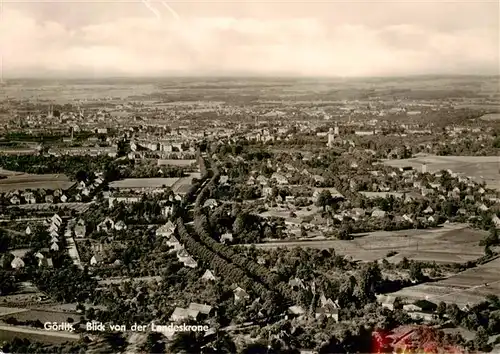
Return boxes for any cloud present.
[0,6,498,77]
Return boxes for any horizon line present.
[3,73,499,81]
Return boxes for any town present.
[0,76,499,353]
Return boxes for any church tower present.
[327,128,335,148]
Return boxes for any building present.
[201,269,216,281]
[11,256,25,269]
[327,128,335,148]
[170,307,200,322]
[233,286,250,303]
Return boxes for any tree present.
[316,190,332,211]
[409,262,425,282]
[474,326,490,352]
[169,330,203,353]
[117,139,129,157]
[446,303,462,326]
[437,301,447,319]
[142,332,165,353]
[204,333,237,353]
[0,230,10,253]
[75,170,88,182]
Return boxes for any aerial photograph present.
[0,0,499,353]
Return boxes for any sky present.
[0,0,499,78]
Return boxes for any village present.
[0,76,499,353]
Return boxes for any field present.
[0,309,80,324]
[0,173,75,192]
[480,113,500,121]
[0,82,158,104]
[171,173,202,195]
[0,325,79,344]
[109,177,180,189]
[247,223,486,264]
[389,257,500,307]
[383,155,500,190]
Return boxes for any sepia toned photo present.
[0,0,499,353]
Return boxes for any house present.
[423,206,434,214]
[256,175,269,185]
[11,256,25,269]
[177,249,198,268]
[478,204,489,212]
[170,307,200,322]
[60,195,68,203]
[262,187,273,198]
[50,236,59,243]
[10,196,20,205]
[25,226,32,235]
[24,193,36,204]
[201,269,216,281]
[166,235,182,251]
[371,209,386,218]
[50,242,59,252]
[288,277,306,290]
[97,217,115,232]
[74,220,86,238]
[403,300,438,321]
[402,214,414,224]
[287,305,306,319]
[114,220,127,231]
[233,286,250,303]
[181,256,198,268]
[312,175,325,184]
[319,294,337,308]
[38,257,53,268]
[188,303,213,317]
[45,195,54,204]
[162,205,173,217]
[203,199,218,209]
[492,215,500,228]
[377,295,397,310]
[220,233,233,244]
[90,254,104,266]
[48,223,59,233]
[157,221,176,237]
[315,304,339,321]
[271,173,289,185]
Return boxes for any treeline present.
[175,218,267,296]
[191,160,295,304]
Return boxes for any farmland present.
[0,173,75,192]
[0,325,79,344]
[480,113,500,121]
[383,155,500,190]
[245,223,486,264]
[109,177,180,189]
[389,257,500,307]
